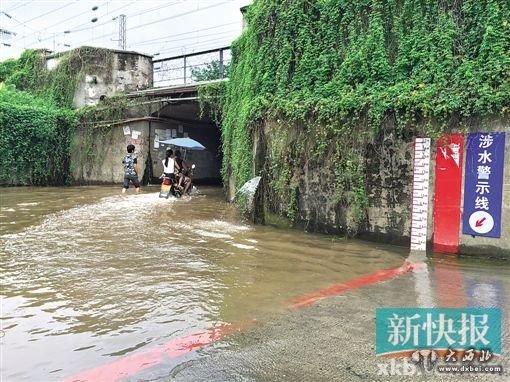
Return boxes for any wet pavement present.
[0,186,508,381]
[161,259,510,382]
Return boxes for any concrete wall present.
[47,48,153,108]
[252,118,510,257]
[71,119,221,185]
[71,121,150,184]
[364,119,510,256]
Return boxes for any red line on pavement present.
[288,262,421,309]
[62,321,253,382]
[62,262,419,382]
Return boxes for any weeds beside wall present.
[218,0,509,232]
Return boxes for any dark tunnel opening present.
[148,100,222,186]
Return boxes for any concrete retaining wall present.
[253,118,510,257]
[71,121,150,185]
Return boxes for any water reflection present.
[408,251,435,308]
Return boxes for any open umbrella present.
[158,137,205,150]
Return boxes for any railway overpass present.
[125,46,230,184]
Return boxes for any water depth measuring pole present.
[410,138,431,251]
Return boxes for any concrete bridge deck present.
[126,78,227,100]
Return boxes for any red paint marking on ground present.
[63,261,421,382]
[288,262,421,309]
[63,321,253,382]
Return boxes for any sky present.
[0,0,251,61]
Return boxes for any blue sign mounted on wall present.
[462,132,506,238]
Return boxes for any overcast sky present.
[0,0,251,61]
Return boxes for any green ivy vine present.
[0,84,76,185]
[0,46,149,185]
[0,47,121,185]
[207,0,509,231]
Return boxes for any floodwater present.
[0,186,508,381]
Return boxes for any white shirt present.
[162,158,175,174]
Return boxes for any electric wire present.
[155,37,232,57]
[2,0,33,13]
[19,0,77,25]
[20,0,191,51]
[124,0,232,33]
[73,0,232,50]
[14,0,138,48]
[127,22,237,47]
[2,12,39,33]
[133,29,236,48]
[3,0,237,63]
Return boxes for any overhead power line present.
[133,29,236,48]
[20,1,77,25]
[13,0,138,47]
[8,0,81,46]
[74,0,232,49]
[1,10,39,33]
[3,0,33,13]
[65,0,138,33]
[7,0,237,57]
[155,37,233,57]
[18,0,181,50]
[127,0,231,33]
[29,5,101,35]
[128,22,238,47]
[54,0,179,37]
[124,0,181,19]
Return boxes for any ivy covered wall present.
[0,47,151,186]
[219,0,510,233]
[0,49,82,185]
[0,85,76,185]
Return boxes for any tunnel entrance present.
[145,94,222,185]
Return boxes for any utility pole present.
[118,14,126,50]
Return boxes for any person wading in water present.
[122,144,140,194]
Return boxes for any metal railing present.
[152,46,230,87]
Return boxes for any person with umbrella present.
[158,137,205,195]
[174,150,192,194]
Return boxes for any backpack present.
[123,154,137,176]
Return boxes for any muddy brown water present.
[0,186,508,381]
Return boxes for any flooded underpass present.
[1,186,509,381]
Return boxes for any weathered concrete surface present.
[71,120,150,184]
[364,127,414,246]
[46,47,153,108]
[355,120,510,257]
[251,118,510,256]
